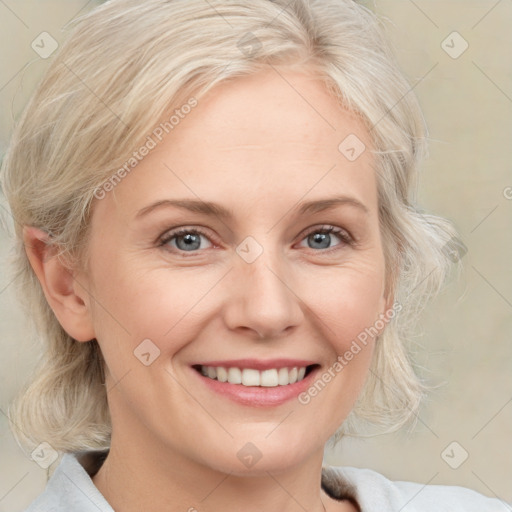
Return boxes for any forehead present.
[177,67,371,155]
[95,67,376,222]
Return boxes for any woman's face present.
[80,67,391,474]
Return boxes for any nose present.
[223,249,304,340]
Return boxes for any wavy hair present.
[1,0,460,452]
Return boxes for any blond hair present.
[1,0,460,452]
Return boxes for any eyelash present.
[158,225,354,256]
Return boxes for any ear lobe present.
[22,226,96,342]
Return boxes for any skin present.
[24,66,393,512]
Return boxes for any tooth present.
[227,367,242,384]
[202,365,309,386]
[278,367,289,385]
[242,368,260,386]
[260,369,279,387]
[217,367,228,382]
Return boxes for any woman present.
[1,0,504,510]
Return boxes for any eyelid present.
[299,224,353,241]
[295,224,354,250]
[158,226,220,250]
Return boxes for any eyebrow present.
[135,195,369,220]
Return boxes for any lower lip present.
[191,367,320,407]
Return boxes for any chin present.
[194,429,322,477]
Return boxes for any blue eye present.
[159,225,353,256]
[160,228,213,252]
[299,226,352,251]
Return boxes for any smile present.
[199,365,308,387]
[191,359,320,406]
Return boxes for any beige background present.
[1,1,511,510]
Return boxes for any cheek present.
[300,257,387,351]
[87,251,225,360]
[293,260,386,430]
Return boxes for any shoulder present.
[322,465,508,511]
[23,452,113,512]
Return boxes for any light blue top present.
[24,451,508,511]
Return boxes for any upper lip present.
[192,358,318,371]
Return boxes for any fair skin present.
[24,67,393,512]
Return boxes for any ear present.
[383,290,396,316]
[23,226,96,342]
[375,282,398,339]
[382,260,399,316]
